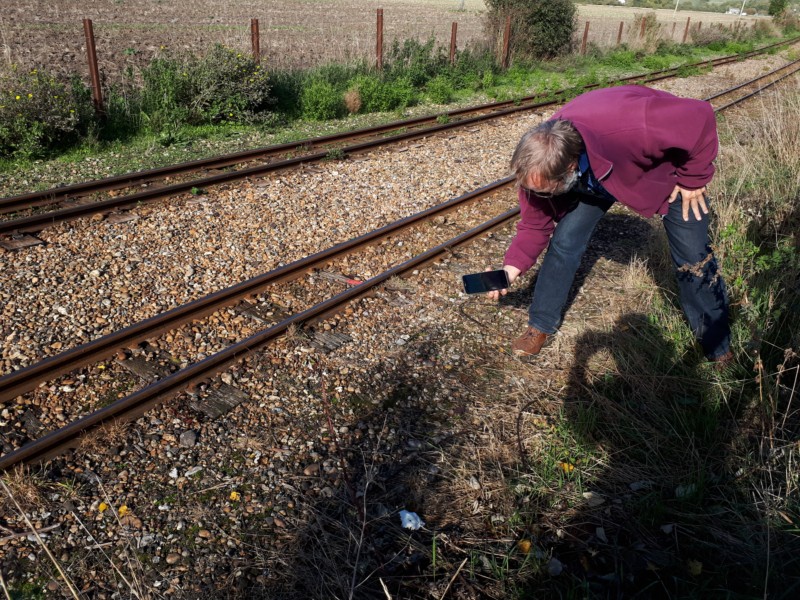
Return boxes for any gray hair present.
[510,120,584,186]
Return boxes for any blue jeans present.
[528,193,731,359]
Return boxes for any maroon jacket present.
[503,85,718,275]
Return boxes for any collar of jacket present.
[564,119,613,181]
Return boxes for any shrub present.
[691,25,730,49]
[384,38,448,86]
[630,12,662,53]
[190,46,272,123]
[426,75,455,104]
[0,69,91,158]
[600,48,638,69]
[352,75,417,112]
[450,45,497,89]
[300,79,344,121]
[484,0,576,61]
[139,45,272,132]
[749,19,778,41]
[268,68,306,117]
[641,54,674,72]
[775,10,800,35]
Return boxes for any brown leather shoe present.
[512,326,549,360]
[711,350,734,370]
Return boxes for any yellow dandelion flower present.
[15,95,20,100]
[118,505,129,517]
[687,559,703,576]
[98,502,109,512]
[27,93,32,98]
[229,491,241,502]
[558,461,575,474]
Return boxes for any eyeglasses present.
[521,186,560,199]
[520,168,579,199]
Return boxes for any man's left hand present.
[668,184,708,222]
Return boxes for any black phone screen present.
[462,270,510,294]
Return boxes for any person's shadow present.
[523,311,800,597]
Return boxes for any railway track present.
[1,51,799,471]
[0,37,797,240]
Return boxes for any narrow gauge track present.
[0,37,797,239]
[1,57,798,472]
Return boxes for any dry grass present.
[77,418,130,456]
[0,467,46,514]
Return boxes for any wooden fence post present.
[682,16,691,43]
[581,21,590,56]
[376,8,383,71]
[82,18,104,116]
[697,21,702,31]
[616,21,624,46]
[639,16,647,39]
[450,22,458,66]
[251,18,260,64]
[671,21,677,40]
[501,14,511,69]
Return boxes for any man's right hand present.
[487,265,521,301]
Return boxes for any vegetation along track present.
[1,57,798,472]
[0,37,797,239]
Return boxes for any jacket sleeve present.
[643,97,718,190]
[502,187,557,275]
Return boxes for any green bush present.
[641,54,674,71]
[384,38,449,86]
[139,45,272,132]
[485,0,576,61]
[426,75,455,104]
[600,49,638,69]
[775,10,800,35]
[268,69,306,117]
[352,75,417,112]
[450,45,498,89]
[0,69,91,158]
[654,41,693,57]
[691,26,731,49]
[300,78,344,121]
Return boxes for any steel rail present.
[0,178,513,403]
[704,60,800,108]
[1,44,799,470]
[0,208,520,469]
[0,37,796,223]
[713,65,800,111]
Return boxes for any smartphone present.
[462,269,510,294]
